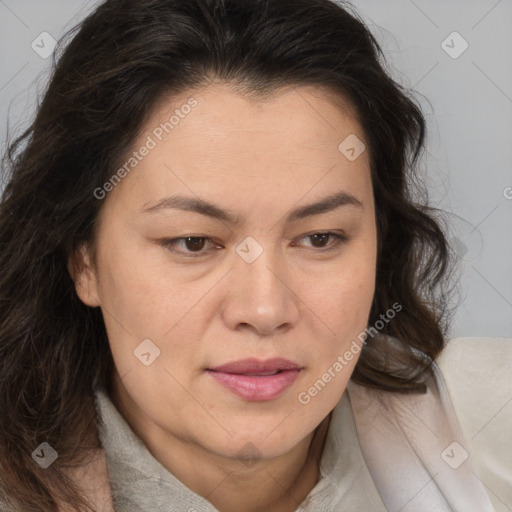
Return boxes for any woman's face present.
[72,82,377,461]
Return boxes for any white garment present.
[346,336,511,511]
[435,337,512,511]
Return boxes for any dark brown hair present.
[0,0,458,509]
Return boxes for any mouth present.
[206,358,303,401]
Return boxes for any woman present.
[0,0,510,510]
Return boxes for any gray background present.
[0,0,511,338]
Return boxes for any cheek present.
[94,223,173,328]
[294,241,376,394]
[294,275,373,416]
[304,250,376,335]
[94,237,215,388]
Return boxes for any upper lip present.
[208,358,302,374]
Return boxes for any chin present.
[202,423,303,462]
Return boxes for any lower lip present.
[207,369,301,401]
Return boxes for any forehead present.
[103,81,371,216]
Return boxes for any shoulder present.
[435,337,512,509]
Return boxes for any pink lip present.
[207,358,302,401]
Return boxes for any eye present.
[159,231,348,258]
[160,236,218,257]
[293,232,348,252]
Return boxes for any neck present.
[110,377,332,512]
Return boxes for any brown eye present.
[309,233,331,248]
[160,236,217,257]
[182,237,207,252]
[295,232,348,252]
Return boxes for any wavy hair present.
[0,0,458,509]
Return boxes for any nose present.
[221,243,300,337]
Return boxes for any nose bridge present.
[224,234,299,333]
[235,234,285,302]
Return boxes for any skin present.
[70,81,377,512]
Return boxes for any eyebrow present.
[141,190,364,224]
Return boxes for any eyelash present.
[159,232,348,258]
